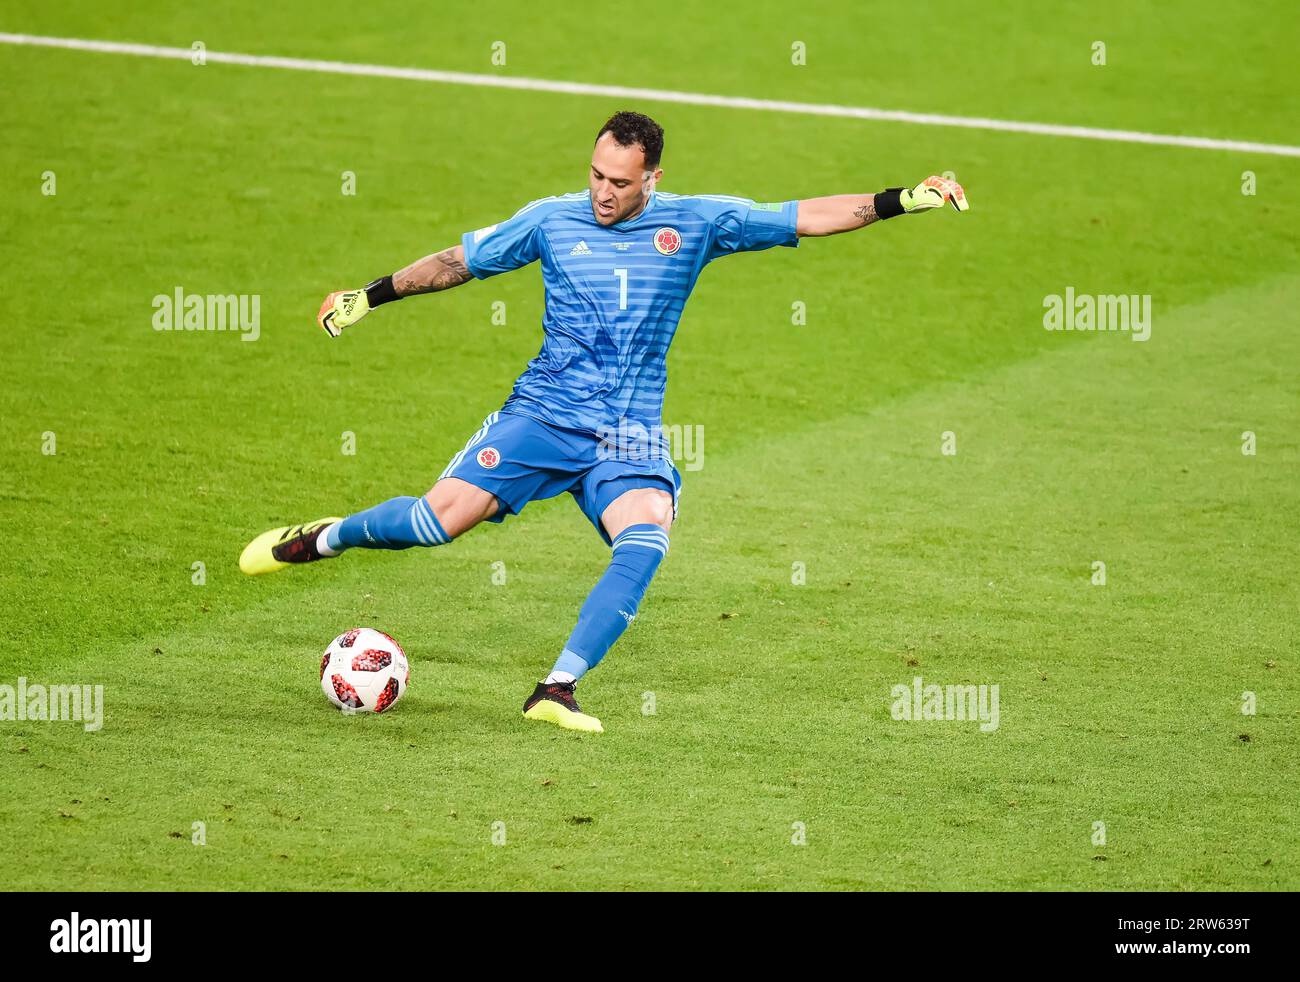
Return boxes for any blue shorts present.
[438,410,682,544]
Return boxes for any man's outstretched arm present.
[317,244,472,337]
[394,245,472,295]
[796,175,969,238]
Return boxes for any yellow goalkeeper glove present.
[317,288,371,338]
[901,175,970,213]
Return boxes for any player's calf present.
[555,521,669,673]
[323,495,451,551]
[324,480,498,554]
[524,520,669,732]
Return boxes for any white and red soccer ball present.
[320,628,409,713]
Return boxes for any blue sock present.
[552,524,669,680]
[328,495,450,552]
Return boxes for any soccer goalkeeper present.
[240,110,969,732]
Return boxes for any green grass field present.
[2,1,1297,890]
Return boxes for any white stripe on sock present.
[615,530,670,547]
[418,499,447,544]
[412,499,444,545]
[613,535,669,556]
[410,506,434,545]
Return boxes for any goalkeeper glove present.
[317,288,371,338]
[318,276,401,337]
[901,175,969,213]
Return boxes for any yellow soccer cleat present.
[239,518,344,576]
[522,681,604,733]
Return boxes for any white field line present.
[2,32,1298,159]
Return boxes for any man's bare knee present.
[425,478,498,539]
[602,487,674,541]
[641,492,674,531]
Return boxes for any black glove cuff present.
[874,188,907,220]
[364,275,400,308]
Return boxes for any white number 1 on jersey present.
[613,267,628,310]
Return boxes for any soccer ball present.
[319,628,410,713]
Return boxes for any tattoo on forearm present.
[393,247,471,296]
[852,198,879,227]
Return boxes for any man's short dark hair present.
[596,111,664,169]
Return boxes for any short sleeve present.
[706,199,800,262]
[461,199,552,279]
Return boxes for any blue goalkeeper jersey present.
[461,189,799,453]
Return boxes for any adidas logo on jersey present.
[569,240,593,257]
